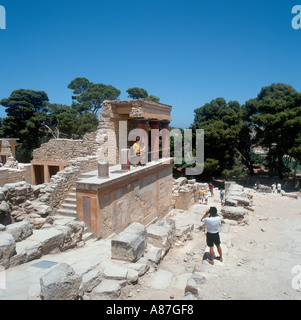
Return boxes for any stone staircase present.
[56,183,95,242]
[57,187,77,218]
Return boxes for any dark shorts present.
[206,232,221,247]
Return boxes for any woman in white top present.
[201,207,223,265]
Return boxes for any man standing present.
[201,207,223,265]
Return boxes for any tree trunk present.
[277,148,284,179]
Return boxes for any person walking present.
[209,182,214,197]
[277,182,282,194]
[201,207,223,265]
[272,182,276,194]
[220,188,225,204]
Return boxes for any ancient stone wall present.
[172,177,199,210]
[39,156,98,214]
[0,164,32,186]
[99,165,173,238]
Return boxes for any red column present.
[150,120,160,161]
[161,121,170,158]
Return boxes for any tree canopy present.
[190,83,301,179]
[68,77,121,114]
[0,89,49,162]
[245,83,301,178]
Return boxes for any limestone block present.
[221,206,247,221]
[79,270,102,296]
[184,274,206,298]
[224,198,238,207]
[147,218,175,251]
[0,232,16,269]
[91,279,121,300]
[103,264,128,280]
[226,195,250,207]
[111,223,147,262]
[27,228,65,255]
[5,220,33,242]
[40,263,82,300]
[10,238,42,266]
[146,245,162,264]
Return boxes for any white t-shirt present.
[202,216,221,233]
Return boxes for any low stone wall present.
[32,130,100,162]
[222,181,253,222]
[172,177,199,210]
[0,165,32,187]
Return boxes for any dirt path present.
[121,191,301,300]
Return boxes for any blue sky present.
[0,0,301,128]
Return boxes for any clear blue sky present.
[0,0,301,128]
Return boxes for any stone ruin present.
[221,181,253,223]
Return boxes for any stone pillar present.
[44,165,50,183]
[161,121,170,158]
[120,149,131,171]
[98,162,109,178]
[150,120,160,161]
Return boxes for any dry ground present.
[121,190,301,300]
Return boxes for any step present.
[61,203,77,210]
[64,197,77,205]
[57,208,78,217]
[68,192,77,198]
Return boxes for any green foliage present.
[126,87,148,100]
[0,89,50,162]
[146,95,160,103]
[191,98,253,177]
[221,157,248,180]
[68,77,121,114]
[47,103,98,139]
[246,83,301,178]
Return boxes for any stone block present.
[146,245,162,264]
[224,198,238,207]
[147,218,175,251]
[103,264,128,280]
[27,228,65,255]
[0,232,16,269]
[184,274,205,298]
[40,263,82,300]
[92,279,121,300]
[226,195,250,207]
[221,206,247,221]
[79,270,102,296]
[111,223,147,262]
[5,220,33,242]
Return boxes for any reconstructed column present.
[120,148,131,171]
[161,121,170,158]
[150,120,160,161]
